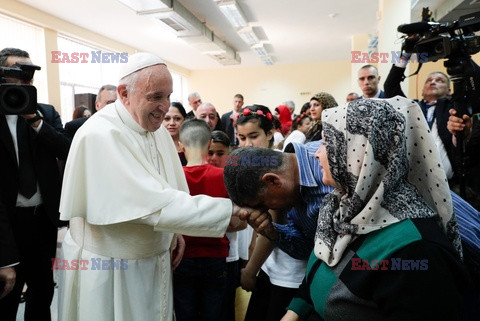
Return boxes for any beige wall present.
[189,60,353,115]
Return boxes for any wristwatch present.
[26,111,43,124]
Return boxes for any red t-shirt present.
[182,164,230,258]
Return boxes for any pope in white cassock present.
[58,53,242,321]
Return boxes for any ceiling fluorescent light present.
[238,27,259,45]
[217,0,248,29]
[142,0,203,37]
[117,0,172,14]
[251,43,268,57]
[261,55,274,65]
[208,50,241,65]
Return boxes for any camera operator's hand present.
[21,112,42,129]
[447,108,472,136]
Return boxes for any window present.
[0,13,48,103]
[57,35,188,122]
[57,35,120,122]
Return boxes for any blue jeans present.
[173,257,227,321]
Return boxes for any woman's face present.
[162,107,184,138]
[237,120,272,148]
[297,117,311,134]
[309,99,323,121]
[83,109,92,118]
[315,143,335,187]
[208,142,230,168]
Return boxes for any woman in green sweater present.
[282,97,469,321]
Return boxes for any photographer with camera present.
[0,47,70,321]
[384,54,456,180]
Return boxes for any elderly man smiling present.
[58,53,248,321]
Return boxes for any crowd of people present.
[0,44,479,321]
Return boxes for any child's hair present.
[179,119,211,149]
[236,104,275,147]
[211,130,230,147]
[236,104,274,134]
[291,113,311,131]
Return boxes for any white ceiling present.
[17,0,381,70]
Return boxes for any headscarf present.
[315,97,462,267]
[305,92,338,141]
[275,105,292,135]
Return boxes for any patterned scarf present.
[314,97,462,266]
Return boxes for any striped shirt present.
[274,141,334,260]
[451,191,480,269]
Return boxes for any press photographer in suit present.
[0,199,18,300]
[0,48,71,320]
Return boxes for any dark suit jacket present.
[221,111,237,146]
[65,117,89,139]
[384,65,455,169]
[0,201,18,267]
[0,103,71,226]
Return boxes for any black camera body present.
[0,63,41,115]
[398,11,480,62]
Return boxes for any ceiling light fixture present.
[251,43,268,57]
[238,27,260,45]
[140,0,203,37]
[261,55,274,65]
[116,0,172,14]
[216,0,249,29]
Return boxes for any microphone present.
[397,22,434,34]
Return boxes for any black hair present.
[300,102,310,115]
[0,48,29,67]
[171,102,187,118]
[211,130,230,147]
[223,147,285,207]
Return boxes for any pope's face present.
[121,65,172,132]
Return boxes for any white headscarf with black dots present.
[315,96,462,267]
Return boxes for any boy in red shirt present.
[173,119,239,321]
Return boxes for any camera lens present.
[0,84,37,115]
[4,87,27,107]
[434,42,444,54]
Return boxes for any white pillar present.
[377,0,411,96]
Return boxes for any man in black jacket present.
[0,200,18,300]
[220,94,244,146]
[0,47,71,321]
[384,57,455,182]
[64,84,117,138]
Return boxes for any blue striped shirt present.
[274,141,334,260]
[451,191,480,268]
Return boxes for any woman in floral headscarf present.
[305,92,338,142]
[282,97,468,321]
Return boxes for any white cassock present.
[58,101,232,321]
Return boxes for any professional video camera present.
[0,62,41,115]
[398,11,480,117]
[398,11,480,62]
[398,10,480,198]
